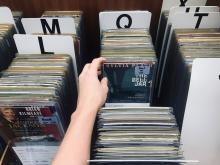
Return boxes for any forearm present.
[52,57,108,165]
[52,107,97,165]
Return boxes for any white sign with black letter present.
[21,18,76,34]
[13,34,78,86]
[0,6,15,25]
[0,6,17,31]
[169,6,219,16]
[170,12,220,29]
[181,58,220,165]
[99,11,152,32]
[161,0,207,11]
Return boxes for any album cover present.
[103,61,156,105]
[0,105,64,141]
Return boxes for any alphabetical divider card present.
[155,6,220,95]
[181,58,220,165]
[161,0,207,11]
[155,0,207,51]
[158,11,220,97]
[170,5,219,16]
[13,34,78,86]
[171,12,220,29]
[0,6,18,32]
[99,11,152,33]
[21,18,76,35]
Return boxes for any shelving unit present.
[0,0,220,164]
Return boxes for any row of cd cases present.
[0,7,86,75]
[154,4,220,129]
[0,8,187,164]
[90,4,220,164]
[0,7,85,165]
[91,14,184,163]
[91,9,212,164]
[0,4,219,164]
[152,2,220,164]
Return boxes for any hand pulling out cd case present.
[100,28,157,107]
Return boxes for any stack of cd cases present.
[0,53,77,164]
[159,28,220,129]
[101,29,157,106]
[175,28,220,72]
[155,10,169,55]
[0,24,17,72]
[12,11,25,34]
[0,54,76,139]
[90,107,183,164]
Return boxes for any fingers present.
[90,57,106,72]
[98,70,102,76]
[101,77,109,94]
[81,63,90,75]
[81,57,106,77]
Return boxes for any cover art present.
[103,62,155,103]
[0,105,64,141]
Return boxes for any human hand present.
[76,57,108,114]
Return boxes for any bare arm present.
[52,57,108,165]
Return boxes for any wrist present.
[71,104,99,121]
[77,101,100,113]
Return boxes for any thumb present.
[101,77,108,93]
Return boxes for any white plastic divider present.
[0,6,18,32]
[21,17,76,35]
[181,58,220,165]
[99,10,152,33]
[161,0,207,11]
